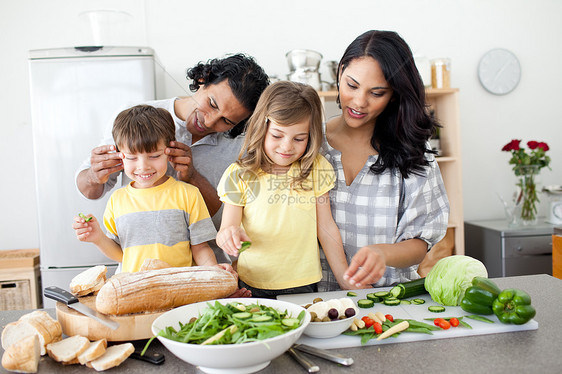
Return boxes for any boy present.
[73,105,222,273]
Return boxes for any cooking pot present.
[286,49,323,72]
[287,70,321,91]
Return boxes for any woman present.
[319,30,449,291]
[75,53,269,266]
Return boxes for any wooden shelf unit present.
[318,88,464,256]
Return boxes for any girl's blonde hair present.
[238,81,324,189]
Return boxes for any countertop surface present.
[1,274,561,374]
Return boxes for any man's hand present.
[166,141,196,183]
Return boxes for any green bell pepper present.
[492,288,536,325]
[460,277,501,315]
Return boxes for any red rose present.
[502,139,521,152]
[527,141,539,150]
[537,142,549,151]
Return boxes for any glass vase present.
[514,165,541,226]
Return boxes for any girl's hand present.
[216,226,251,257]
[72,214,103,243]
[344,245,387,287]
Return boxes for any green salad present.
[143,301,305,353]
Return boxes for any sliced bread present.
[1,334,40,373]
[1,311,62,356]
[77,339,107,365]
[46,335,90,363]
[89,343,134,371]
[70,265,107,296]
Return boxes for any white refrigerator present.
[28,46,156,307]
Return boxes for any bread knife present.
[293,344,354,366]
[43,286,120,330]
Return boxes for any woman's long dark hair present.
[186,54,270,138]
[337,30,439,178]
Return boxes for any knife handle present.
[44,286,78,305]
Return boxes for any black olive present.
[327,308,339,320]
[344,308,356,318]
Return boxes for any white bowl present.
[151,298,310,374]
[304,317,355,339]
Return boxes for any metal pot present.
[287,70,321,91]
[286,49,323,72]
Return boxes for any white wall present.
[1,0,561,250]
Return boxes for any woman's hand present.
[72,214,104,244]
[166,141,197,183]
[214,263,252,298]
[344,245,387,287]
[216,226,251,257]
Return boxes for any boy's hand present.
[72,214,103,243]
[216,226,251,257]
[166,141,196,183]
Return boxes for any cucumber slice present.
[357,299,375,308]
[412,298,426,305]
[366,293,382,302]
[346,291,358,297]
[383,299,401,306]
[389,285,404,298]
[282,318,300,327]
[391,278,428,299]
[400,300,411,305]
[374,291,390,298]
[252,315,273,322]
[428,306,446,313]
[232,312,251,320]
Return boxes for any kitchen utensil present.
[287,347,319,373]
[130,340,165,365]
[55,294,165,341]
[287,70,321,90]
[286,49,323,72]
[293,344,353,366]
[151,298,310,374]
[44,286,119,330]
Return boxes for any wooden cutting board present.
[278,288,538,349]
[55,295,167,341]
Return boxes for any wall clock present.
[478,48,521,95]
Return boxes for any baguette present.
[1,335,40,373]
[139,258,171,271]
[96,266,238,315]
[1,311,62,356]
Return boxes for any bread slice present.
[1,334,40,373]
[77,339,107,365]
[89,343,134,371]
[70,265,107,296]
[1,311,62,356]
[46,335,90,363]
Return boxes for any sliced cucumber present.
[252,315,273,322]
[366,293,382,302]
[389,285,403,298]
[357,299,375,308]
[282,318,300,327]
[232,312,251,320]
[412,298,426,305]
[383,299,401,306]
[428,306,446,313]
[374,291,390,298]
[400,300,411,305]
[392,278,428,299]
[346,291,358,297]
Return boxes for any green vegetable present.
[143,300,304,352]
[412,298,426,304]
[366,293,382,302]
[428,306,446,313]
[79,213,92,222]
[374,291,390,298]
[424,255,488,306]
[460,277,501,315]
[465,315,495,324]
[492,288,536,325]
[383,298,401,306]
[238,241,251,254]
[357,299,375,308]
[346,291,357,297]
[388,278,428,299]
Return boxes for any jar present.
[431,58,451,89]
[414,55,431,88]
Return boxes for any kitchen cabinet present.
[465,219,554,277]
[318,88,464,260]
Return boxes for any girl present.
[319,30,450,291]
[216,81,358,298]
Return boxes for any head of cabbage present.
[424,255,488,306]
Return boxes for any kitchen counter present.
[1,274,561,374]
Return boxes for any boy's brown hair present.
[112,105,175,153]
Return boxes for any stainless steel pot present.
[286,49,323,72]
[287,69,321,90]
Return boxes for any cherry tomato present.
[449,318,460,327]
[361,316,375,328]
[433,318,446,326]
[373,322,383,334]
[437,319,451,330]
[385,314,394,322]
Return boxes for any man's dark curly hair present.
[186,54,270,138]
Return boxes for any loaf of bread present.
[70,265,107,297]
[1,335,40,373]
[1,311,62,356]
[139,258,171,271]
[95,266,238,315]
